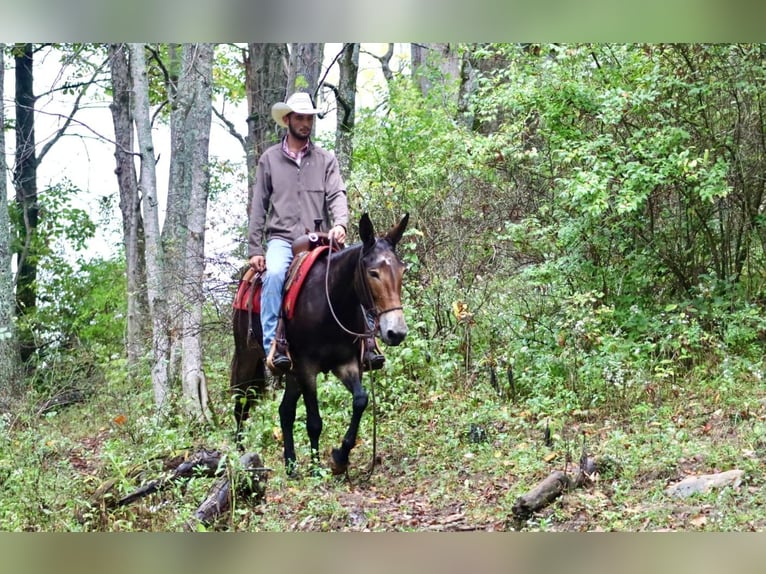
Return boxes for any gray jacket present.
[248,140,348,258]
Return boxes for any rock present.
[665,469,744,498]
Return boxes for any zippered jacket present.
[248,141,348,258]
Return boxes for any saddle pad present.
[283,245,329,320]
[232,268,262,313]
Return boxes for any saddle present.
[232,267,261,313]
[232,230,342,318]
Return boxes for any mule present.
[230,212,409,475]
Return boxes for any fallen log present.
[184,452,268,531]
[115,448,226,507]
[511,457,596,525]
[77,448,270,529]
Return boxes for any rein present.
[324,236,389,482]
[324,237,376,339]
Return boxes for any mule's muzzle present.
[379,312,408,346]
[384,329,407,346]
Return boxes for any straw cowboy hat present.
[271,92,320,128]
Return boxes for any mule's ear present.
[359,212,375,249]
[385,213,409,248]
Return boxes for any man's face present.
[286,113,314,140]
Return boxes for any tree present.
[212,44,288,221]
[410,43,461,101]
[129,43,169,408]
[126,43,215,417]
[11,43,109,364]
[334,43,359,178]
[171,44,215,419]
[0,44,21,396]
[243,44,287,216]
[287,43,324,97]
[13,43,38,363]
[108,43,150,371]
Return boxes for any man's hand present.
[249,255,265,272]
[328,224,346,246]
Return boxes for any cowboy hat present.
[271,92,320,128]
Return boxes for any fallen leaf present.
[690,515,707,527]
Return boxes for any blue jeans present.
[261,238,294,354]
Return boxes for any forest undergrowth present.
[3,333,766,532]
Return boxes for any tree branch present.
[32,106,138,157]
[212,105,247,152]
[362,43,395,82]
[36,55,110,166]
[314,43,348,103]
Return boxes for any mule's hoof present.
[330,448,348,476]
[285,460,301,479]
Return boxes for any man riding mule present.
[247,91,383,374]
[232,211,410,475]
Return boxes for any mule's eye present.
[368,270,380,279]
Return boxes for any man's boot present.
[362,336,385,371]
[266,317,292,375]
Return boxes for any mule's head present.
[359,213,409,346]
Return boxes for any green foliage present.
[211,44,247,103]
[12,180,125,392]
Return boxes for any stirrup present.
[267,340,292,375]
[362,337,385,371]
[363,351,385,371]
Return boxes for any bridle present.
[324,236,402,339]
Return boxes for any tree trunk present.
[287,43,324,97]
[410,43,462,102]
[175,43,214,419]
[244,44,287,217]
[13,43,38,364]
[372,43,395,84]
[0,44,21,397]
[108,43,150,372]
[335,43,359,179]
[163,44,189,386]
[129,43,171,409]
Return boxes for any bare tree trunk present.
[335,43,359,179]
[163,44,189,386]
[0,44,21,397]
[129,43,171,409]
[13,43,38,364]
[410,43,462,102]
[108,43,149,372]
[244,43,288,213]
[176,43,214,419]
[287,43,324,97]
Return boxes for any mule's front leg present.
[278,375,302,476]
[301,376,324,473]
[330,366,368,475]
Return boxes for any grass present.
[2,346,766,532]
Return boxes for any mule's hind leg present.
[330,366,368,475]
[231,377,266,450]
[230,351,266,450]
